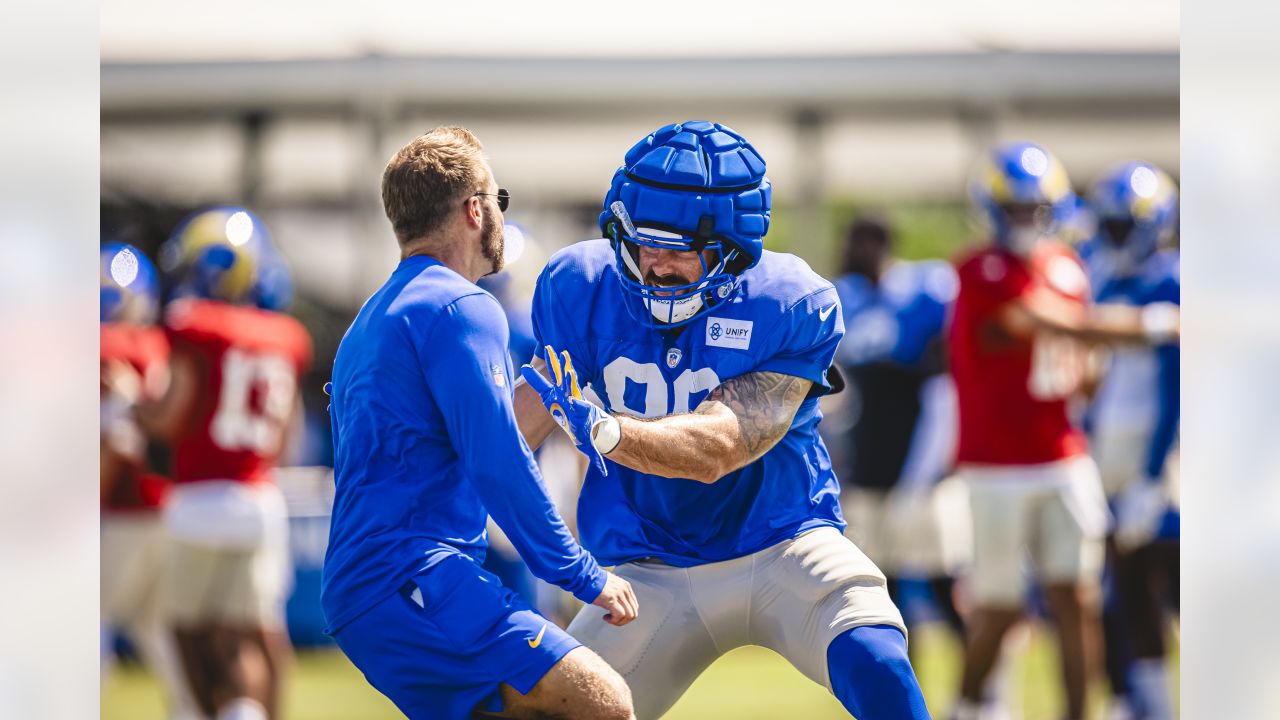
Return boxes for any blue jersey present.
[1086,248,1180,482]
[833,260,955,369]
[321,255,605,634]
[531,240,846,567]
[831,261,956,490]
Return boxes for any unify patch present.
[705,317,753,350]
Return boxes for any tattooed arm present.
[605,371,812,483]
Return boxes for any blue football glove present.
[520,346,612,477]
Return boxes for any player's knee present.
[583,658,634,720]
[591,694,635,720]
[554,647,634,720]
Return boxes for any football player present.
[948,143,1178,720]
[137,207,313,720]
[515,121,930,720]
[100,242,201,720]
[1081,162,1181,720]
[321,128,635,720]
[828,216,965,637]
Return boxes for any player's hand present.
[520,346,613,477]
[591,571,638,626]
[1114,478,1167,553]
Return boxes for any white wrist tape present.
[590,415,621,455]
[1140,302,1179,343]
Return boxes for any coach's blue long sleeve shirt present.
[321,255,606,634]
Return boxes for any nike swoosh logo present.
[818,305,836,322]
[527,624,547,649]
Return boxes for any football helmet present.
[252,239,294,311]
[100,242,160,324]
[599,121,771,329]
[1088,161,1178,275]
[159,205,271,305]
[968,141,1075,255]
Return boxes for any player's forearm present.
[474,460,607,601]
[607,408,746,484]
[497,509,606,601]
[513,362,558,450]
[606,371,811,483]
[134,350,199,443]
[1074,305,1165,345]
[1006,297,1179,346]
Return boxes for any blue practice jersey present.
[321,255,605,634]
[833,260,955,369]
[531,240,846,567]
[1085,247,1181,482]
[831,261,956,490]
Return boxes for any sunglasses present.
[473,188,510,212]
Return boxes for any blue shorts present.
[332,552,580,720]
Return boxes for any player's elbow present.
[688,466,724,484]
[691,439,749,484]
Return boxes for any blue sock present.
[826,625,931,719]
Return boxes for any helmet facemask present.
[995,202,1058,257]
[608,201,741,328]
[969,142,1074,257]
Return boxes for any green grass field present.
[103,622,1177,719]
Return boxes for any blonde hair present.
[381,126,488,245]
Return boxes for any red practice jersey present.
[101,322,171,511]
[165,299,313,485]
[949,242,1091,466]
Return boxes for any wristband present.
[590,415,621,455]
[1140,302,1179,343]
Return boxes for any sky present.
[101,0,1179,62]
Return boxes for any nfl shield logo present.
[666,348,682,368]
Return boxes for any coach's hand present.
[520,346,616,477]
[592,571,638,626]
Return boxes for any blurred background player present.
[1080,162,1181,720]
[517,121,929,720]
[826,216,969,655]
[101,242,202,720]
[137,207,313,720]
[948,142,1179,720]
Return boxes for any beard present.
[479,203,505,275]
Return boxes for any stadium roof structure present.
[102,51,1176,118]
